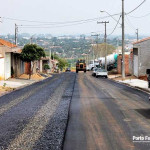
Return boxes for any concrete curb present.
[108,78,150,95]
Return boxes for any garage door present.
[133,55,138,77]
[5,53,11,80]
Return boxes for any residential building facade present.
[133,37,150,77]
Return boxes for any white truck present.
[88,60,99,70]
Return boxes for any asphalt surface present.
[0,73,75,150]
[63,72,150,150]
[1,71,150,150]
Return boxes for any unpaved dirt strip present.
[0,76,59,117]
[7,77,69,150]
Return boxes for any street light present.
[100,10,121,25]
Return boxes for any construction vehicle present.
[88,54,118,71]
[76,59,86,73]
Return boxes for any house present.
[39,58,58,73]
[133,37,150,77]
[30,57,58,74]
[0,39,24,80]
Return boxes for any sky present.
[0,0,150,36]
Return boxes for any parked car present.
[95,68,108,78]
[65,68,71,72]
[92,68,98,76]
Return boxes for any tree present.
[57,58,68,71]
[20,44,46,79]
[93,43,116,58]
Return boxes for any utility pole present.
[91,33,99,60]
[30,37,32,44]
[136,29,139,41]
[91,36,95,62]
[97,21,109,70]
[49,49,51,59]
[122,0,125,79]
[52,42,55,60]
[0,17,2,36]
[15,24,18,45]
[49,49,51,71]
[96,35,98,59]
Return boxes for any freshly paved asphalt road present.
[0,73,75,150]
[1,71,150,150]
[63,72,150,150]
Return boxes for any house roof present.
[133,37,150,45]
[0,39,17,48]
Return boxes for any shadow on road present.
[135,109,150,119]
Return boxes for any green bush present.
[44,64,50,70]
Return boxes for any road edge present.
[61,74,76,150]
[108,78,150,95]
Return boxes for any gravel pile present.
[32,74,76,150]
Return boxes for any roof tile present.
[133,37,150,44]
[0,39,17,48]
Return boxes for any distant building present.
[132,37,150,77]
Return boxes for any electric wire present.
[125,15,136,32]
[127,12,150,18]
[1,13,120,25]
[19,20,101,29]
[107,15,122,36]
[126,0,146,15]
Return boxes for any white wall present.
[134,39,150,77]
[4,53,11,80]
[0,58,5,80]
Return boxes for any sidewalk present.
[108,75,150,93]
[0,78,36,96]
[0,78,35,88]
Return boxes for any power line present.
[100,11,122,25]
[17,14,121,29]
[97,21,109,70]
[127,12,150,18]
[1,13,120,25]
[126,0,146,15]
[107,15,121,36]
[18,18,99,27]
[122,0,125,79]
[125,15,136,31]
[19,20,100,29]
